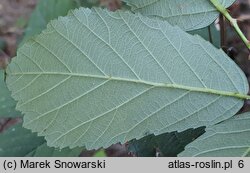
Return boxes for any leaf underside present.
[179,112,250,157]
[7,8,248,149]
[123,0,235,31]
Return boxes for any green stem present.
[210,0,250,50]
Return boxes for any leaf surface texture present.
[7,8,248,149]
[123,0,235,31]
[179,112,250,157]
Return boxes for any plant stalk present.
[210,0,250,51]
[219,14,226,48]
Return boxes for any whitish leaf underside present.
[123,0,235,31]
[7,8,248,149]
[179,112,250,157]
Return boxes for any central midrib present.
[9,71,250,100]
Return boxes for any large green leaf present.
[0,70,20,117]
[123,0,235,31]
[129,127,205,157]
[6,8,249,150]
[0,123,82,157]
[23,0,78,42]
[179,112,250,157]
